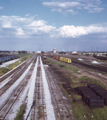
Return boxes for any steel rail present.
[32,56,45,120]
[0,56,35,96]
[45,66,73,120]
[71,62,107,82]
[0,60,35,111]
[33,56,45,120]
[0,56,37,120]
[0,55,34,82]
[25,56,39,120]
[0,56,33,83]
[1,86,24,120]
[40,60,45,120]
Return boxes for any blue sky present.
[0,0,107,51]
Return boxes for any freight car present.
[0,54,17,65]
[53,56,72,63]
[93,54,107,60]
[72,58,107,73]
[75,84,107,108]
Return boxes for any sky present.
[0,0,107,51]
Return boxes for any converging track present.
[0,55,74,120]
[44,65,74,120]
[0,55,37,120]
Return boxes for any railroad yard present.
[0,54,107,120]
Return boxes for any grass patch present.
[14,104,25,120]
[43,59,52,66]
[0,67,9,76]
[47,57,107,120]
[20,54,33,62]
[51,58,80,74]
[71,78,79,83]
[60,84,70,99]
[70,83,85,89]
[8,54,32,70]
[92,107,107,120]
[64,65,79,73]
[0,54,33,76]
[52,59,62,65]
[7,61,21,70]
[73,102,107,120]
[73,94,82,100]
[16,53,34,58]
[78,76,106,88]
[73,103,87,120]
[72,76,107,120]
[46,62,52,66]
[38,106,43,119]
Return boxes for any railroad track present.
[71,62,107,83]
[0,55,34,83]
[25,56,47,120]
[0,56,37,120]
[49,55,107,73]
[44,64,74,120]
[72,59,107,73]
[0,56,35,96]
[50,57,107,84]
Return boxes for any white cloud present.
[43,2,82,8]
[38,25,56,33]
[43,2,83,14]
[0,15,107,40]
[2,22,12,28]
[43,0,105,14]
[28,20,46,27]
[66,9,78,14]
[57,24,107,38]
[0,16,31,29]
[16,27,25,36]
[0,15,56,38]
[88,7,104,13]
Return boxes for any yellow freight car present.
[60,57,63,61]
[67,58,71,63]
[54,56,71,63]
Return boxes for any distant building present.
[53,48,56,54]
[0,51,10,54]
[71,51,79,55]
[59,51,66,54]
[37,51,41,54]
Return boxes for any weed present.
[60,84,70,99]
[38,106,43,119]
[73,103,87,120]
[0,54,33,76]
[78,76,106,88]
[0,67,9,76]
[64,65,79,73]
[14,104,25,120]
[73,94,82,100]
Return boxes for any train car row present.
[53,56,72,63]
[53,55,107,72]
[72,59,107,73]
[75,84,107,108]
[0,54,17,65]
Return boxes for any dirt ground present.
[42,57,107,103]
[48,57,107,88]
[41,56,107,120]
